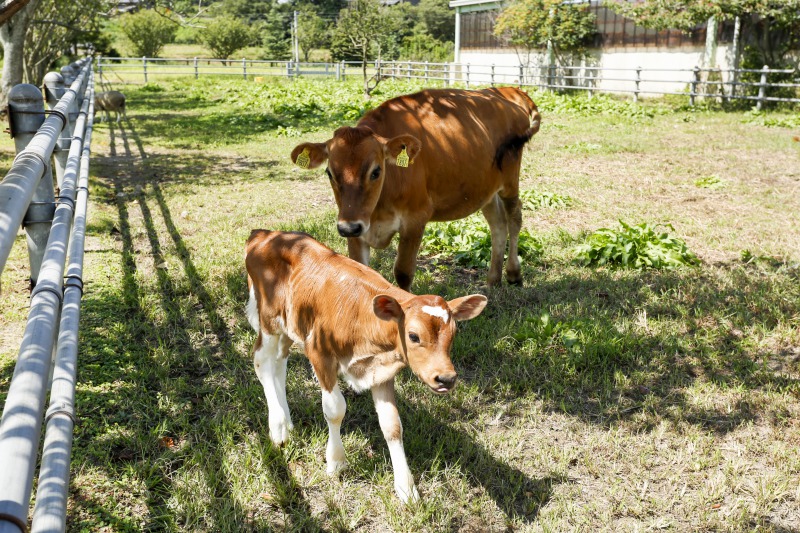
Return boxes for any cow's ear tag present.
[295,148,311,169]
[395,147,410,168]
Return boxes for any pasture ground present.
[1,77,799,532]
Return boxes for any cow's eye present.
[369,167,381,181]
[408,332,420,343]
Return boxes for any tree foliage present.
[22,0,109,85]
[199,16,252,59]
[417,0,454,42]
[297,6,330,61]
[607,0,800,67]
[493,0,596,58]
[119,9,178,57]
[330,0,392,73]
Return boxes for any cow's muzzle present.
[337,221,364,237]
[432,372,457,394]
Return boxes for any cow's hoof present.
[269,420,293,447]
[506,277,523,287]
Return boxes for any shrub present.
[199,16,253,60]
[421,214,542,268]
[574,220,699,269]
[118,9,178,58]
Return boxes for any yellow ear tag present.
[295,148,311,169]
[395,147,410,168]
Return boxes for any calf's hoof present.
[269,420,293,447]
[395,483,420,505]
[326,459,347,476]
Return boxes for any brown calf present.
[245,230,487,503]
[291,87,541,290]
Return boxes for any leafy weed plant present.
[520,189,574,210]
[574,220,699,269]
[421,214,542,268]
[694,175,726,189]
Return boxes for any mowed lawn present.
[1,76,799,532]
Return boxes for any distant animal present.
[94,90,127,123]
[245,230,487,503]
[291,87,541,290]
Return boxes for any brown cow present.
[245,230,487,503]
[291,87,541,290]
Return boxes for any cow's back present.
[359,89,533,221]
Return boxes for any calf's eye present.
[370,167,381,181]
[409,332,420,343]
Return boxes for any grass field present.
[1,76,799,532]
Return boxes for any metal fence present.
[97,56,799,109]
[0,57,95,533]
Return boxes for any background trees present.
[199,16,253,60]
[493,0,596,65]
[119,9,178,58]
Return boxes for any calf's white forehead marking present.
[422,305,449,323]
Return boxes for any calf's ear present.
[291,142,328,169]
[448,294,488,321]
[373,294,404,322]
[384,135,422,166]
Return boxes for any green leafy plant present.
[199,16,253,60]
[574,220,699,269]
[743,110,800,129]
[694,175,725,189]
[520,189,574,210]
[421,214,542,268]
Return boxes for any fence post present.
[491,64,495,86]
[756,65,768,111]
[341,60,346,80]
[424,61,429,82]
[466,63,470,88]
[242,58,247,80]
[407,62,411,80]
[634,66,641,103]
[548,62,555,91]
[193,57,198,79]
[690,66,699,106]
[519,64,524,85]
[7,84,55,287]
[142,56,148,83]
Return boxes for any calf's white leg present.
[253,332,294,445]
[372,381,419,504]
[321,383,347,475]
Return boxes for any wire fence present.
[97,56,800,109]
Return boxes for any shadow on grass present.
[75,120,331,531]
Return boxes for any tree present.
[331,0,396,92]
[119,8,178,57]
[0,0,39,108]
[417,0,454,43]
[199,15,252,59]
[0,0,35,27]
[297,6,329,61]
[493,0,596,64]
[23,0,109,86]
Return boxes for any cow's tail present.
[494,110,541,171]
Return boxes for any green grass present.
[1,76,799,531]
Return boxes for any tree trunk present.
[0,0,40,109]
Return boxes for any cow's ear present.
[448,294,488,321]
[291,142,328,169]
[384,135,421,167]
[373,294,404,322]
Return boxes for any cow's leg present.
[321,383,347,475]
[372,381,419,504]
[481,195,508,286]
[394,226,424,291]
[500,194,523,285]
[253,332,294,445]
[348,236,370,266]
